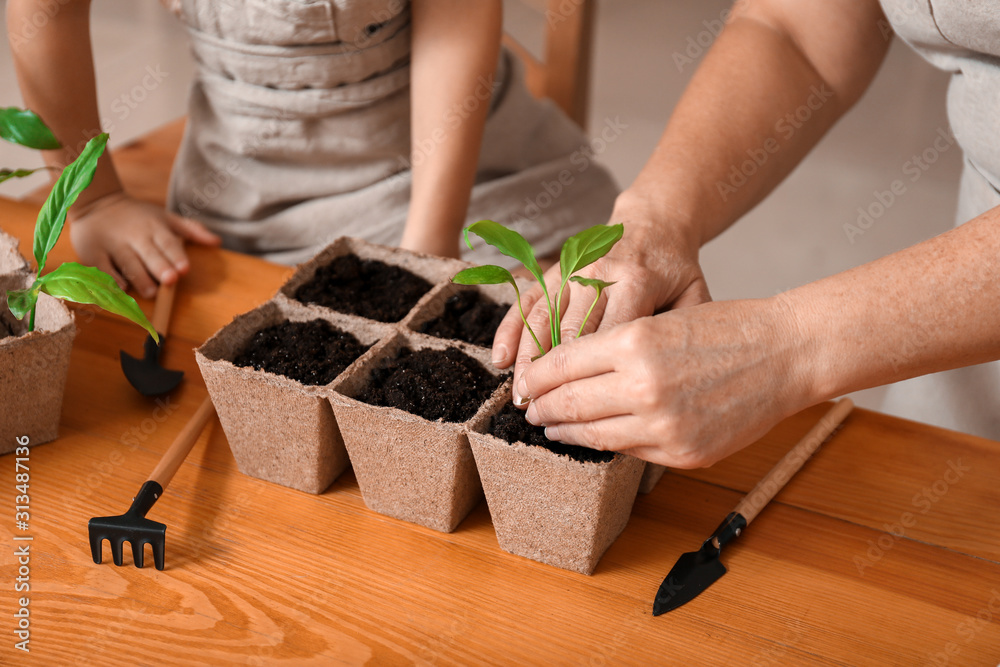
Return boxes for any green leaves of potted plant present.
[1,110,156,450]
[5,133,156,337]
[456,221,646,574]
[453,219,621,355]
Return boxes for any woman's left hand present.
[518,296,816,468]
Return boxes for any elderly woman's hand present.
[516,296,814,468]
[491,194,712,405]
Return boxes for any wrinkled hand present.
[69,192,221,298]
[492,200,711,405]
[517,297,814,468]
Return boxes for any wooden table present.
[1,192,999,665]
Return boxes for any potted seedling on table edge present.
[1,109,157,451]
[454,220,649,574]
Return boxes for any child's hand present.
[69,193,221,298]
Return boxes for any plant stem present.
[553,282,566,347]
[28,304,36,332]
[514,284,545,357]
[577,291,601,339]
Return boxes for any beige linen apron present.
[162,0,619,269]
[875,0,1000,437]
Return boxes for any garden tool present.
[88,395,215,570]
[120,280,184,396]
[653,398,854,615]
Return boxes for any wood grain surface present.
[1,193,999,665]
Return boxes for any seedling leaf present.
[38,262,158,342]
[5,285,39,321]
[570,276,615,339]
[0,167,47,184]
[452,265,544,356]
[553,224,623,346]
[569,276,616,290]
[0,108,61,150]
[453,265,516,287]
[34,133,108,274]
[559,224,624,285]
[463,220,555,351]
[464,221,545,286]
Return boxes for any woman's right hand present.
[69,192,222,298]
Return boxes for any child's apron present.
[162,0,619,268]
[874,0,1000,437]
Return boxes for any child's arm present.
[7,0,218,298]
[402,0,503,259]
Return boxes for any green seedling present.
[1,110,156,339]
[0,107,60,184]
[452,220,622,356]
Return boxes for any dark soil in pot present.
[232,319,370,386]
[294,254,432,322]
[356,346,507,423]
[489,402,614,464]
[418,289,507,347]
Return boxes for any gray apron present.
[162,0,619,269]
[876,0,1000,437]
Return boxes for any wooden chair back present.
[504,0,596,129]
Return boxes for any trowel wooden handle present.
[149,396,215,489]
[151,280,177,336]
[733,398,854,525]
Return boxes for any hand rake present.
[88,396,215,570]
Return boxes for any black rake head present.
[88,481,167,570]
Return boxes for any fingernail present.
[525,404,539,425]
[544,426,560,441]
[491,344,508,366]
[516,374,530,403]
[512,389,529,407]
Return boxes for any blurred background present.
[0,0,963,414]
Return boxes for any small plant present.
[453,220,623,356]
[1,109,156,339]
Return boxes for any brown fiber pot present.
[468,381,645,574]
[328,330,508,533]
[1,281,76,452]
[638,463,668,494]
[401,278,526,348]
[196,297,390,493]
[278,236,468,323]
[0,229,29,290]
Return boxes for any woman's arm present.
[402,0,502,259]
[7,0,218,297]
[494,0,892,398]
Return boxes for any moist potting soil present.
[419,289,507,347]
[294,254,432,322]
[233,319,370,386]
[489,402,615,464]
[357,347,506,423]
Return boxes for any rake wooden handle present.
[733,398,854,525]
[151,280,177,336]
[149,396,215,489]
